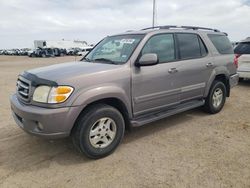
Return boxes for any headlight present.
[33,86,51,103]
[33,86,74,104]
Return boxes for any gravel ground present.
[0,56,250,188]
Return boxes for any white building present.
[34,40,88,49]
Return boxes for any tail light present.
[234,54,241,68]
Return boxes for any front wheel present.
[71,104,125,159]
[204,81,227,114]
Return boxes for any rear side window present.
[176,33,207,59]
[234,42,250,54]
[141,34,176,63]
[208,34,233,54]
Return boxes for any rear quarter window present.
[234,42,250,54]
[208,34,233,54]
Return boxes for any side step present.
[131,99,205,127]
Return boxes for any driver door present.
[132,33,181,116]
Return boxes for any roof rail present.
[141,25,220,32]
[126,30,135,32]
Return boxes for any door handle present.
[168,68,178,73]
[206,62,213,67]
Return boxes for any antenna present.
[152,0,156,27]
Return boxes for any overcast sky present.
[0,0,250,49]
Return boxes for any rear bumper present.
[229,73,239,88]
[10,94,82,139]
[237,71,250,79]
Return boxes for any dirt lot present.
[0,56,250,188]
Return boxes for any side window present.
[177,33,203,59]
[141,34,175,63]
[208,34,233,54]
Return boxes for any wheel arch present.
[205,68,230,97]
[214,74,230,97]
[71,97,132,136]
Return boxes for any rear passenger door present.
[174,33,213,102]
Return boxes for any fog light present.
[37,122,44,131]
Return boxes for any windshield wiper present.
[93,58,118,65]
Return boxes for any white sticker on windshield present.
[120,39,135,44]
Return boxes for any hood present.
[26,61,121,83]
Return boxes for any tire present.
[204,81,227,114]
[71,104,125,159]
[42,54,46,58]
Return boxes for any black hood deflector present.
[22,71,58,87]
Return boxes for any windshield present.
[83,34,145,64]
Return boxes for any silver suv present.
[10,26,239,158]
[234,37,250,81]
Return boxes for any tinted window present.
[208,34,233,54]
[177,33,203,59]
[234,42,250,54]
[141,34,175,63]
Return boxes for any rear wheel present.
[204,81,226,114]
[71,104,125,159]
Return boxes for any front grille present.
[16,76,31,102]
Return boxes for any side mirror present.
[137,53,158,66]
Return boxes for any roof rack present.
[141,25,220,32]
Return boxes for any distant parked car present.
[29,48,54,58]
[66,48,82,56]
[27,49,35,57]
[234,37,250,81]
[53,48,67,56]
[5,49,15,55]
[29,48,41,57]
[77,47,93,56]
[18,48,30,56]
[13,49,21,56]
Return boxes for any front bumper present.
[10,94,82,139]
[229,73,239,88]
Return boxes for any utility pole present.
[152,0,156,27]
